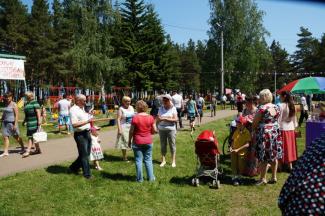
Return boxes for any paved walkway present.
[0,109,236,178]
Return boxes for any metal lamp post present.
[217,22,224,97]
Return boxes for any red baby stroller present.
[192,130,221,189]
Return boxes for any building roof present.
[0,53,26,60]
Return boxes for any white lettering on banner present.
[0,58,25,80]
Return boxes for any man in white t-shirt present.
[58,94,71,134]
[172,90,184,128]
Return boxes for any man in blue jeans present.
[69,94,94,179]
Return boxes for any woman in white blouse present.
[157,94,178,167]
[279,91,298,171]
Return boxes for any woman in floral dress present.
[252,89,282,185]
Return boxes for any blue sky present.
[21,0,325,54]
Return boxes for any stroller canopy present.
[195,130,220,155]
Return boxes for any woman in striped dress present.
[22,92,42,158]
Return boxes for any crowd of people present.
[1,88,323,214]
[229,89,301,186]
[0,89,311,185]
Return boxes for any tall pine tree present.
[293,27,319,76]
[179,39,201,93]
[0,0,29,54]
[270,40,293,89]
[26,0,54,86]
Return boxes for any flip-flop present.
[0,153,9,157]
[22,151,30,158]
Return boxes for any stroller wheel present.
[192,178,199,187]
[216,180,221,189]
[211,180,221,189]
[191,178,196,186]
[195,178,200,186]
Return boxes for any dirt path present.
[0,109,236,178]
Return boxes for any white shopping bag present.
[33,126,47,143]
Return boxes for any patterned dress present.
[256,103,282,163]
[90,135,104,161]
[278,137,325,215]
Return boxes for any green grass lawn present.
[0,117,306,216]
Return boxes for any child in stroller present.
[192,130,221,188]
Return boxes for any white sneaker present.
[172,163,176,168]
[160,161,166,167]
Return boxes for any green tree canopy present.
[0,0,29,54]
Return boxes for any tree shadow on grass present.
[178,128,192,132]
[169,175,194,185]
[46,165,68,174]
[152,159,164,165]
[102,153,161,165]
[101,172,135,182]
[170,173,256,187]
[219,174,257,186]
[169,160,256,187]
[4,149,23,154]
[170,175,222,186]
[103,153,134,162]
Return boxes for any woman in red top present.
[128,100,157,182]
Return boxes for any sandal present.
[0,153,9,157]
[268,179,277,184]
[160,161,166,167]
[95,166,103,171]
[255,179,267,186]
[32,149,42,155]
[22,151,30,158]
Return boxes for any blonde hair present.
[135,100,148,113]
[259,89,273,104]
[122,96,131,103]
[75,94,86,101]
[25,91,35,101]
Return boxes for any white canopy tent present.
[0,53,27,100]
